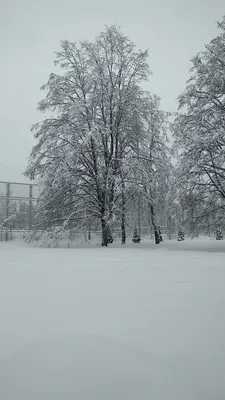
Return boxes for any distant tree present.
[177,229,185,241]
[131,95,172,244]
[216,227,223,240]
[132,226,141,243]
[158,226,163,242]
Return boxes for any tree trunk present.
[149,204,160,244]
[121,197,126,245]
[120,174,126,245]
[88,219,91,241]
[167,216,172,240]
[121,219,126,244]
[138,194,141,237]
[101,218,108,247]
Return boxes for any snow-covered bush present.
[216,227,223,240]
[132,227,141,243]
[177,229,185,241]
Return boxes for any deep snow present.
[0,238,225,399]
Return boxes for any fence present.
[0,181,174,242]
[0,181,39,236]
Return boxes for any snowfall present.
[0,237,225,399]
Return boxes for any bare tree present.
[173,17,225,234]
[25,25,151,246]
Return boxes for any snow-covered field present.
[0,238,225,399]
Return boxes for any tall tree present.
[25,25,150,246]
[173,16,225,234]
[129,95,171,243]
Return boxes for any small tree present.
[216,227,223,240]
[106,226,114,244]
[132,227,141,243]
[158,227,163,242]
[177,229,185,241]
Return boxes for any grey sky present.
[0,0,224,180]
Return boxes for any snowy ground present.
[0,238,225,399]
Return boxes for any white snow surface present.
[0,238,225,399]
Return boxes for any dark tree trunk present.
[121,216,126,245]
[149,204,160,244]
[158,227,163,242]
[154,228,160,245]
[88,220,91,241]
[101,218,108,247]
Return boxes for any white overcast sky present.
[0,0,225,179]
